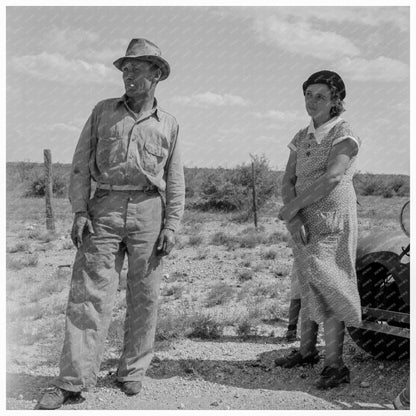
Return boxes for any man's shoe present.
[275,349,320,368]
[121,381,142,396]
[36,386,81,410]
[316,365,350,389]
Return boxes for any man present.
[37,38,185,410]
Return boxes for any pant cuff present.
[52,379,87,393]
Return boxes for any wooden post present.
[251,161,258,230]
[44,149,55,232]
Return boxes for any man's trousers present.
[54,189,164,392]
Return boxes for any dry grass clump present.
[6,253,39,270]
[193,247,209,260]
[187,234,204,247]
[267,231,289,245]
[262,248,279,260]
[186,313,223,339]
[7,242,31,253]
[8,303,44,322]
[204,282,236,307]
[237,268,254,282]
[61,239,74,250]
[27,229,57,242]
[162,284,185,300]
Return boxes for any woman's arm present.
[279,138,358,222]
[281,150,298,204]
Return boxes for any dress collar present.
[307,116,342,144]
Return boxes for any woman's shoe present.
[316,365,350,389]
[275,349,320,368]
[285,328,298,342]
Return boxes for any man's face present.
[121,59,158,98]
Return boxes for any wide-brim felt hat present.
[113,38,170,81]
[302,70,346,100]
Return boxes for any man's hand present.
[157,228,175,256]
[71,212,94,248]
[285,213,308,247]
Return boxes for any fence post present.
[251,160,258,230]
[44,149,55,232]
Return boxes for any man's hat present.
[302,70,346,100]
[113,38,170,80]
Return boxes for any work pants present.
[54,189,163,392]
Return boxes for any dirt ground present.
[5,195,410,410]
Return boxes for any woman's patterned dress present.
[288,117,362,326]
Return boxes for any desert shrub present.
[162,284,185,299]
[187,314,223,339]
[262,248,279,260]
[7,242,31,253]
[27,229,57,242]
[195,155,278,212]
[188,234,204,247]
[267,231,289,245]
[193,247,209,260]
[236,319,255,338]
[354,173,410,197]
[238,230,267,248]
[24,167,69,198]
[205,282,235,307]
[185,186,195,198]
[61,239,74,250]
[7,253,39,270]
[238,269,254,281]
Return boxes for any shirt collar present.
[118,95,160,121]
[307,116,342,144]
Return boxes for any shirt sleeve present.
[288,131,300,152]
[163,124,185,231]
[68,108,96,213]
[331,122,361,150]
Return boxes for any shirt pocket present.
[141,139,168,176]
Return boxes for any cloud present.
[47,123,81,133]
[43,27,99,54]
[253,15,360,60]
[270,7,410,32]
[170,92,249,107]
[253,110,299,122]
[11,52,119,85]
[337,56,409,82]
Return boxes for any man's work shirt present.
[69,95,185,231]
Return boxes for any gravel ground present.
[7,333,408,410]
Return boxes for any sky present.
[5,4,412,174]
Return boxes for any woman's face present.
[304,83,333,122]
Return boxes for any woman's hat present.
[113,38,170,80]
[302,70,346,100]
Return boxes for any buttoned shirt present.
[69,95,185,231]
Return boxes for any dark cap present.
[302,70,346,100]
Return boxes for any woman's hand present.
[278,201,299,222]
[285,213,308,247]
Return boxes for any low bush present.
[194,155,279,213]
[187,313,223,339]
[7,253,39,270]
[205,282,235,307]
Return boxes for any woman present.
[276,70,362,389]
